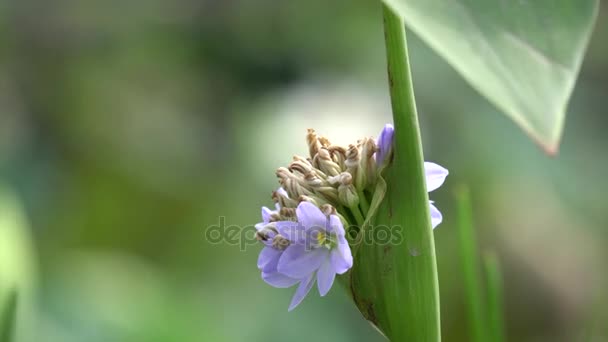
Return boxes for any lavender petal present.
[288,273,315,312]
[330,238,353,275]
[278,245,325,279]
[316,259,335,296]
[424,162,449,192]
[376,123,394,166]
[295,202,327,232]
[257,246,282,271]
[276,221,306,244]
[262,271,299,288]
[429,202,443,229]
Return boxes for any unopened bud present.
[272,235,290,251]
[272,188,297,208]
[280,207,296,218]
[316,148,341,176]
[307,129,321,159]
[320,204,336,216]
[338,183,359,208]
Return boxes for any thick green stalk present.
[484,253,506,342]
[382,3,441,340]
[455,186,486,342]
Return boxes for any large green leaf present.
[384,0,598,153]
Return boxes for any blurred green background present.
[1,1,607,341]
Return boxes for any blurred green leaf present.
[348,5,440,341]
[484,252,506,342]
[0,185,36,342]
[0,290,17,342]
[384,0,599,153]
[455,186,486,342]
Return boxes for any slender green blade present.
[0,290,18,342]
[0,185,36,342]
[484,252,506,342]
[383,0,598,153]
[348,4,440,341]
[455,186,486,342]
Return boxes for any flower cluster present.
[254,124,448,310]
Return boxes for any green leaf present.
[455,186,486,342]
[0,185,36,342]
[484,252,506,342]
[0,290,18,342]
[383,0,599,153]
[346,4,440,341]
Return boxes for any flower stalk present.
[379,2,441,340]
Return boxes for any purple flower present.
[270,202,353,311]
[376,123,394,167]
[375,123,448,229]
[425,162,448,228]
[255,190,300,289]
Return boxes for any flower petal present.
[262,271,299,288]
[330,237,353,274]
[277,187,289,198]
[288,273,315,311]
[429,202,443,229]
[376,123,394,167]
[316,258,336,296]
[327,215,345,236]
[278,244,325,279]
[296,202,327,231]
[276,221,306,244]
[257,246,281,271]
[261,206,274,223]
[424,162,449,192]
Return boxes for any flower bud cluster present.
[270,129,379,226]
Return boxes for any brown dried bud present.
[328,145,347,170]
[306,129,321,159]
[280,207,296,218]
[320,204,336,216]
[272,235,290,251]
[289,158,314,175]
[272,189,298,208]
[316,148,341,176]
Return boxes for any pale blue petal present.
[276,221,306,244]
[375,123,394,166]
[430,202,442,229]
[262,271,299,288]
[254,222,266,232]
[316,258,335,296]
[327,215,344,236]
[296,202,327,231]
[261,206,274,223]
[288,273,315,311]
[330,238,353,274]
[257,246,281,271]
[424,162,448,192]
[277,187,289,198]
[278,245,325,279]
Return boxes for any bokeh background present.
[1,1,607,341]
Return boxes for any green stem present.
[484,252,506,342]
[349,204,365,227]
[357,190,370,215]
[455,186,486,342]
[382,3,441,341]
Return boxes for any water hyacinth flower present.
[276,202,353,310]
[253,124,447,310]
